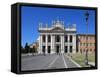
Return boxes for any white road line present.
[48,55,59,68]
[65,55,81,67]
[62,54,68,68]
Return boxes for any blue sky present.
[21,6,95,47]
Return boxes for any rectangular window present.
[48,46,51,53]
[65,46,68,53]
[56,35,60,42]
[70,35,72,42]
[84,43,86,46]
[70,46,72,53]
[90,49,92,51]
[42,46,45,53]
[48,35,51,42]
[42,35,45,42]
[65,35,68,42]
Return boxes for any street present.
[21,54,80,71]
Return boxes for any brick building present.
[77,34,95,53]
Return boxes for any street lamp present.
[84,11,89,65]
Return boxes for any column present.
[73,34,76,53]
[53,35,55,53]
[51,35,55,54]
[61,35,64,53]
[78,36,80,53]
[46,35,48,54]
[39,35,41,54]
[51,35,53,54]
[39,35,42,54]
[68,34,70,53]
[41,35,43,54]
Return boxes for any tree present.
[25,42,29,53]
[21,46,25,53]
[29,48,33,53]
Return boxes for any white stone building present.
[38,20,76,54]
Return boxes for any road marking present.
[48,55,59,68]
[65,54,81,67]
[62,54,68,68]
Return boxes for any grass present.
[67,52,95,67]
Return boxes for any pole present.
[84,11,89,65]
[85,19,88,65]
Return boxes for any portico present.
[38,20,76,54]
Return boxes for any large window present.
[48,35,51,42]
[90,49,92,51]
[56,35,60,42]
[65,35,68,42]
[70,46,72,53]
[42,46,45,53]
[65,46,68,53]
[42,35,45,42]
[69,35,72,42]
[48,46,51,53]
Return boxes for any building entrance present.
[56,45,61,54]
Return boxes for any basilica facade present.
[37,20,76,54]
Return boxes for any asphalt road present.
[21,54,80,71]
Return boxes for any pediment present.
[51,27,65,32]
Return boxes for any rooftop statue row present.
[38,19,76,30]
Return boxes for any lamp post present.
[84,11,89,65]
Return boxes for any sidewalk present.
[65,54,81,67]
[88,62,95,67]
